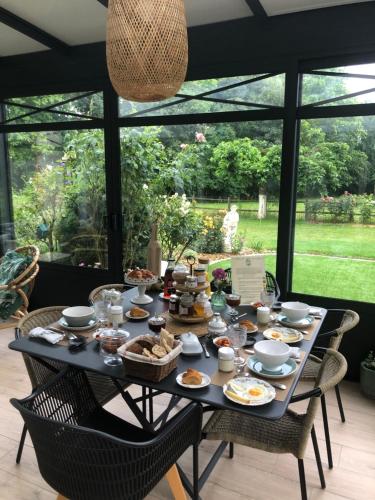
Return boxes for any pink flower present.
[195,132,206,143]
[212,268,226,281]
[79,262,85,267]
[180,143,188,149]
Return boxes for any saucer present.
[248,357,297,379]
[58,318,98,331]
[176,371,211,389]
[276,314,314,329]
[125,310,150,320]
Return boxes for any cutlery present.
[245,349,255,355]
[236,313,247,320]
[200,339,210,358]
[270,382,287,390]
[48,327,78,341]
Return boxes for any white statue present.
[222,205,239,252]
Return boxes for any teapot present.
[208,313,227,336]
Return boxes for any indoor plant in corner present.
[360,351,375,399]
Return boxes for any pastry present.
[182,368,202,385]
[127,343,144,355]
[143,348,157,359]
[130,306,147,318]
[160,328,174,353]
[152,344,167,358]
[239,319,256,331]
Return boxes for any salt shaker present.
[109,305,123,330]
[257,306,271,324]
[218,347,235,372]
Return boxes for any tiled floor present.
[1,327,374,500]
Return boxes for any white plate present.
[158,292,170,301]
[276,314,314,329]
[248,357,298,379]
[238,323,258,334]
[223,377,276,406]
[212,336,232,348]
[125,310,150,320]
[58,318,98,331]
[176,371,211,389]
[263,326,303,344]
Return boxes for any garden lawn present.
[209,254,375,303]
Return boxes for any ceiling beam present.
[245,0,268,18]
[0,6,70,54]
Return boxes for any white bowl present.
[62,306,94,327]
[254,340,290,372]
[281,301,310,322]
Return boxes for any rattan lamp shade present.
[106,0,188,102]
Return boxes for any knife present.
[200,340,210,358]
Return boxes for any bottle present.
[147,223,162,277]
[163,258,175,298]
[218,347,235,372]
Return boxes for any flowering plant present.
[211,268,228,292]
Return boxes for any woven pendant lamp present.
[106,0,188,102]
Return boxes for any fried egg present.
[271,331,282,340]
[247,385,267,401]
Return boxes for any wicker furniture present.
[11,366,202,500]
[203,349,347,500]
[15,306,129,464]
[0,245,40,321]
[88,283,125,304]
[301,309,359,468]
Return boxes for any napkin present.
[309,307,323,317]
[29,327,64,344]
[289,347,301,359]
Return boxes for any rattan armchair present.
[88,283,126,304]
[15,306,129,465]
[301,309,359,468]
[11,366,202,500]
[203,349,347,500]
[0,245,40,320]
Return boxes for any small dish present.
[248,356,297,379]
[176,371,211,389]
[213,336,232,348]
[277,314,314,329]
[125,310,150,320]
[238,319,258,334]
[223,377,275,406]
[58,317,98,331]
[263,326,303,344]
[158,292,170,301]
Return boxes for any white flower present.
[143,184,148,190]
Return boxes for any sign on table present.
[231,255,265,304]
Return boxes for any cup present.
[257,306,271,324]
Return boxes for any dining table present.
[8,287,327,498]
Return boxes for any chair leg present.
[335,384,346,423]
[311,425,326,489]
[193,444,199,500]
[16,423,28,464]
[165,464,187,500]
[149,388,154,424]
[321,394,334,469]
[229,442,234,458]
[297,459,308,500]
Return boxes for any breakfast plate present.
[248,356,298,379]
[223,377,275,406]
[276,314,314,329]
[263,326,303,344]
[176,371,211,389]
[58,318,98,331]
[125,310,150,320]
[238,319,258,334]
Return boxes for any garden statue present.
[222,205,239,252]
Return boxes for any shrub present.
[195,214,224,254]
[230,232,245,254]
[250,239,264,252]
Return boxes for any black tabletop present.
[9,288,326,420]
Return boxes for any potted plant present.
[360,351,375,399]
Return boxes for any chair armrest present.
[290,387,322,403]
[317,329,339,339]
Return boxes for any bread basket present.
[118,335,182,382]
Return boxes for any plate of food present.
[124,268,158,285]
[176,368,211,389]
[263,326,303,344]
[213,336,232,348]
[239,318,258,334]
[223,377,276,406]
[125,306,150,320]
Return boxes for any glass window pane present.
[293,117,375,303]
[302,63,375,106]
[119,74,285,117]
[120,120,282,281]
[7,129,108,268]
[4,92,103,124]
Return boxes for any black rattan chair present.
[11,366,202,500]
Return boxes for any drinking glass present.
[226,293,241,318]
[92,299,108,327]
[260,290,275,308]
[100,330,128,366]
[227,325,247,366]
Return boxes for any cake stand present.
[124,275,158,304]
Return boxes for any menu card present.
[231,255,265,304]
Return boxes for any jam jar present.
[169,294,180,314]
[194,267,206,284]
[179,293,194,316]
[148,315,167,333]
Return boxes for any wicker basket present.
[118,335,182,382]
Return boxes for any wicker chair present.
[11,366,202,500]
[203,349,347,500]
[301,309,359,468]
[88,283,126,304]
[15,306,129,465]
[0,245,40,320]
